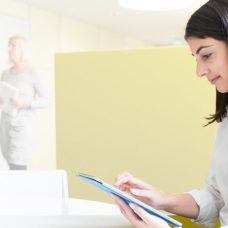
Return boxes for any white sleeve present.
[188,166,223,227]
[30,70,50,109]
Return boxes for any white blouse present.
[188,115,228,227]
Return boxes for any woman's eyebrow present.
[196,45,213,54]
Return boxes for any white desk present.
[0,198,131,227]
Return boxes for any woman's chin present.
[216,87,228,93]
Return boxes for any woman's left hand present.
[11,97,31,109]
[113,195,170,228]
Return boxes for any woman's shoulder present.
[26,67,46,85]
[218,114,228,132]
[26,66,39,75]
[1,67,13,79]
[25,67,43,80]
[2,67,13,74]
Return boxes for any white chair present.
[0,170,68,215]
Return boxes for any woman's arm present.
[30,70,50,109]
[162,193,199,218]
[115,172,199,219]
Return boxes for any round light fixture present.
[118,0,195,11]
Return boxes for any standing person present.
[0,35,49,170]
[114,0,228,227]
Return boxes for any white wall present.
[0,0,146,170]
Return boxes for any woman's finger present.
[115,172,132,183]
[115,175,151,190]
[112,194,145,227]
[129,203,170,228]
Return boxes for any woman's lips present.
[210,76,221,85]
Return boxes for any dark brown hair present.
[185,0,228,125]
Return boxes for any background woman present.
[0,35,49,170]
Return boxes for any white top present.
[189,116,228,227]
[1,67,49,111]
[0,82,19,116]
[0,67,50,165]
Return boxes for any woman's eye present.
[202,53,212,60]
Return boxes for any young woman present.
[114,0,228,227]
[0,35,49,170]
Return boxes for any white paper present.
[0,81,19,116]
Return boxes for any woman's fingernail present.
[130,189,137,194]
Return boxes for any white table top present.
[0,198,131,227]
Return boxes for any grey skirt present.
[0,110,37,166]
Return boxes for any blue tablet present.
[77,173,182,227]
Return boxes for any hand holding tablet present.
[77,173,182,227]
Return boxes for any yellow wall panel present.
[55,47,216,205]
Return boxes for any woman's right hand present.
[114,172,169,210]
[113,195,170,228]
[10,97,31,109]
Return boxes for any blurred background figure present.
[0,35,49,170]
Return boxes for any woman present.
[0,35,49,170]
[114,0,228,227]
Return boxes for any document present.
[0,81,19,116]
[77,173,182,227]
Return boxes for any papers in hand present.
[0,81,19,116]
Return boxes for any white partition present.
[0,170,68,215]
[0,170,68,198]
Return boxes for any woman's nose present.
[8,46,12,53]
[196,63,209,77]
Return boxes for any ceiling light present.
[118,0,195,11]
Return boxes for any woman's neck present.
[11,62,30,75]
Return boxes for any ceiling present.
[14,0,208,45]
